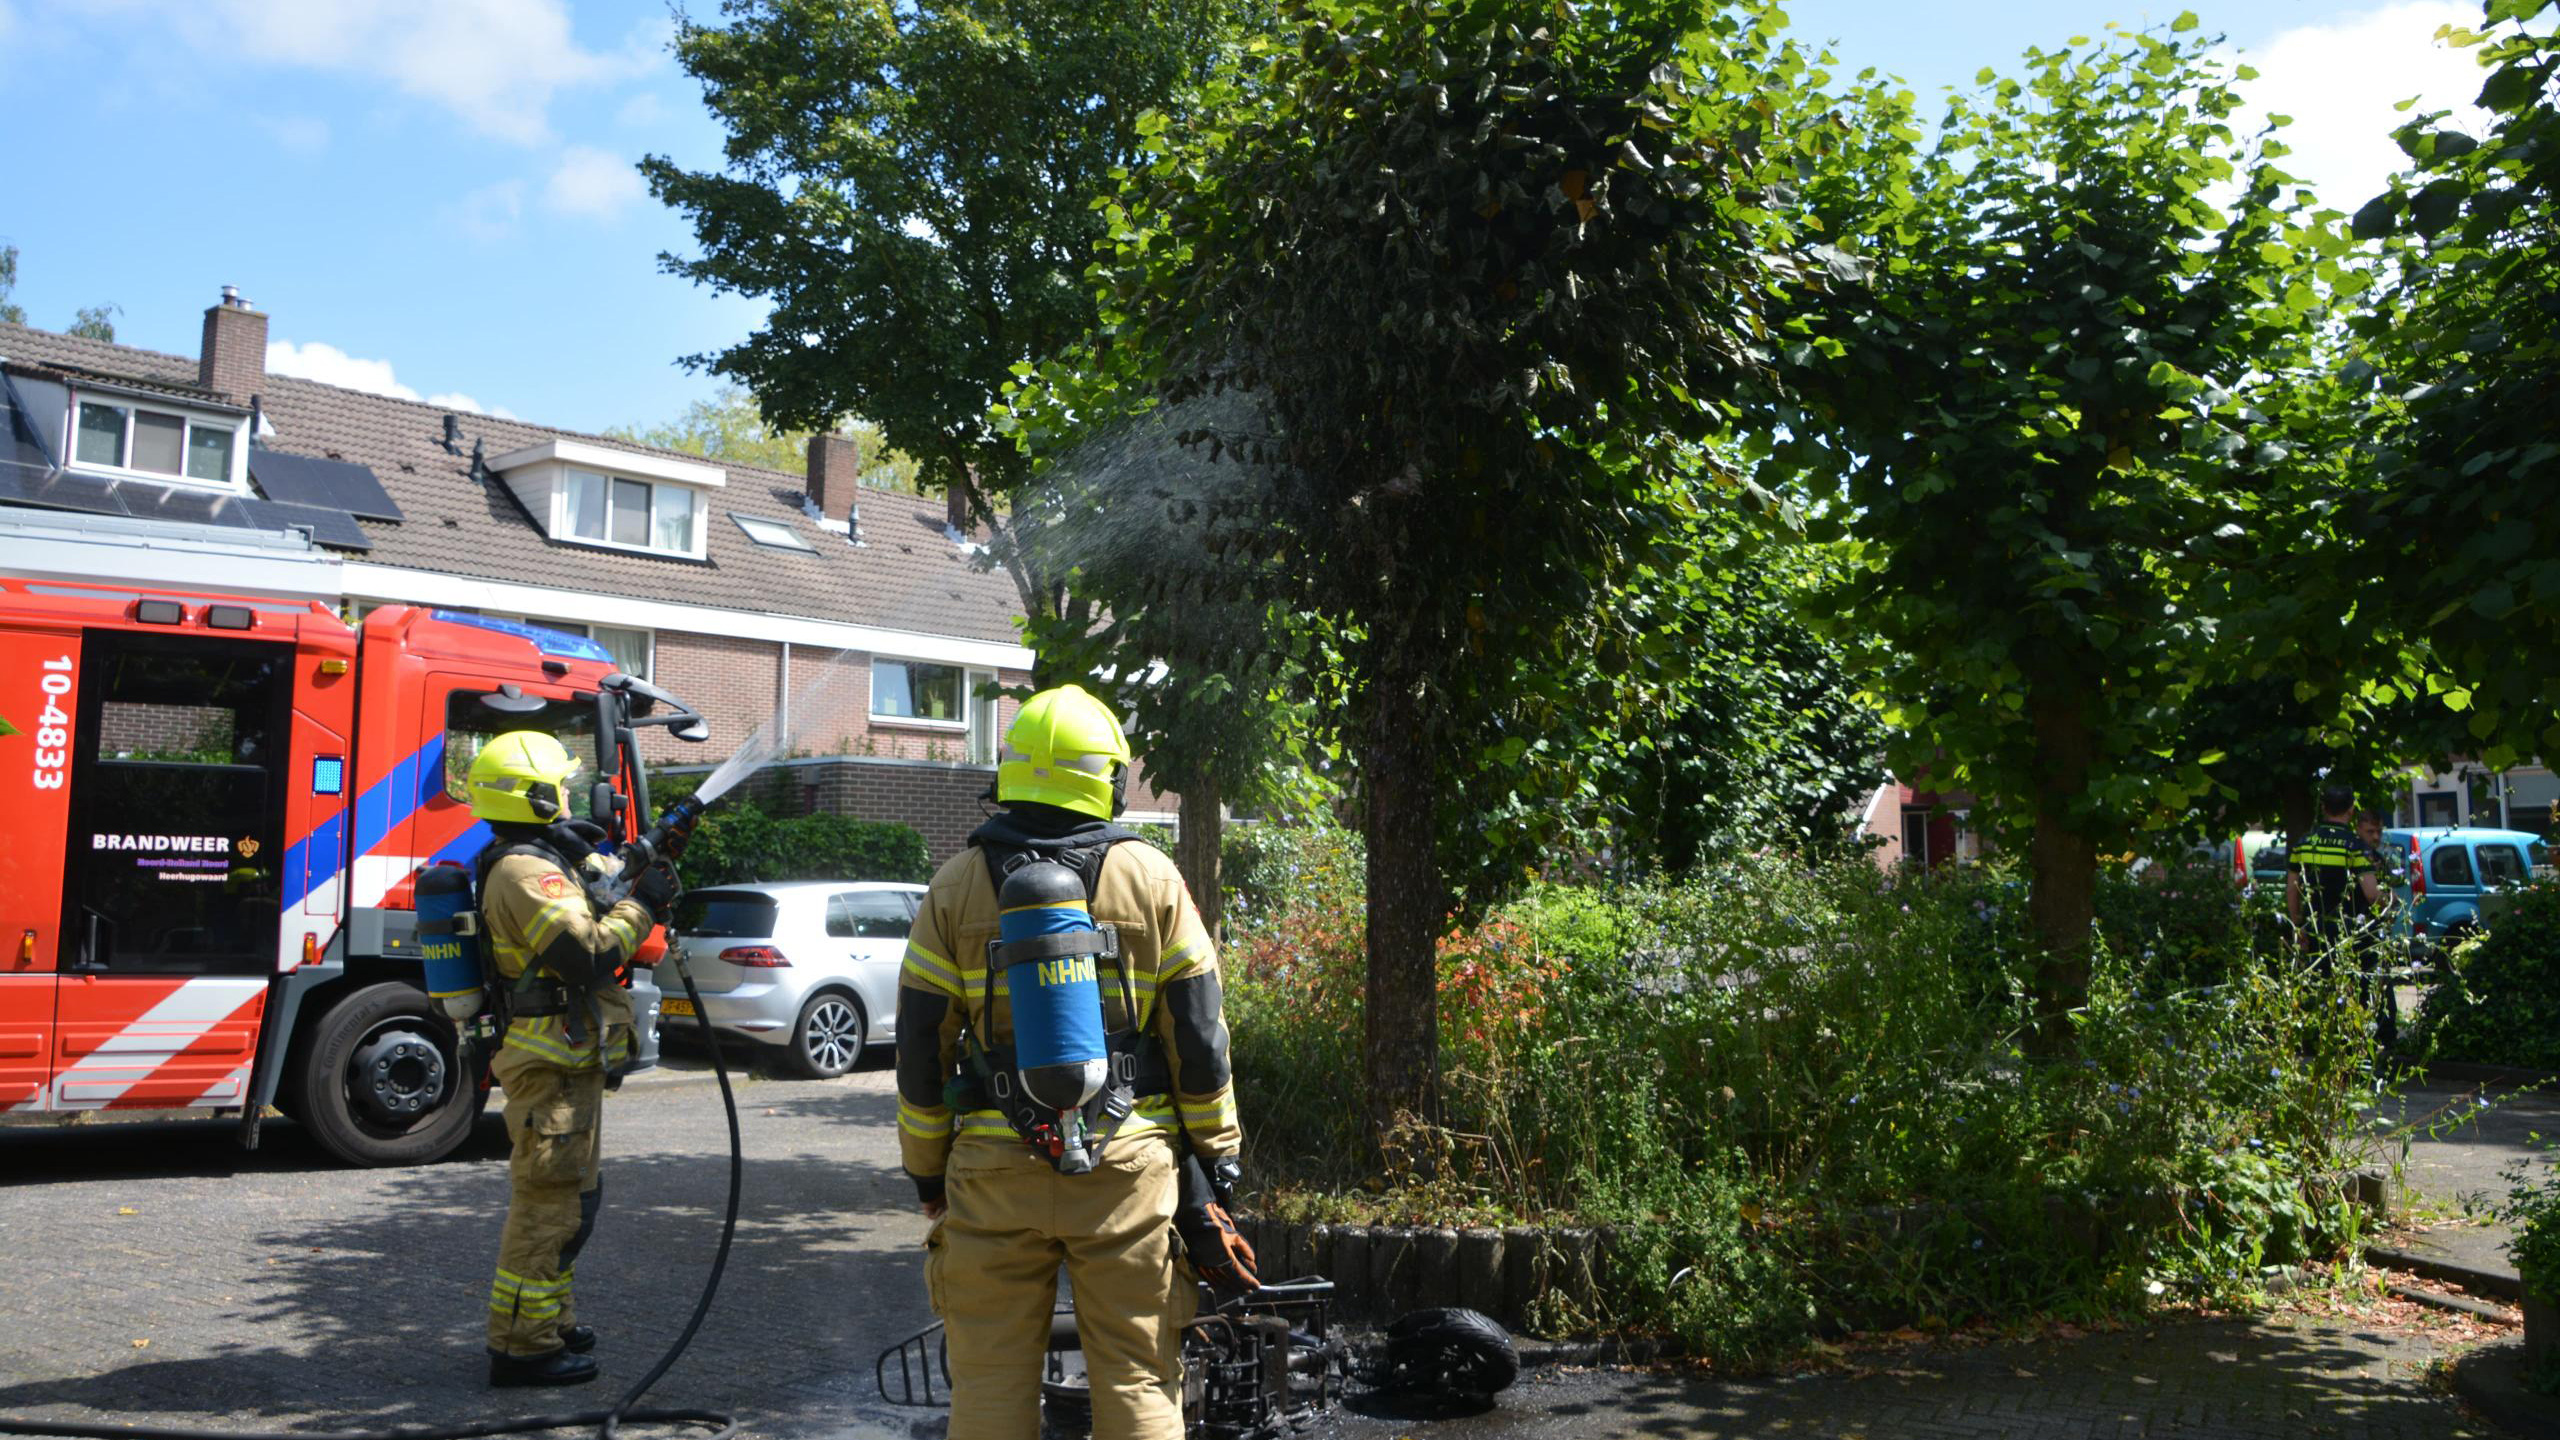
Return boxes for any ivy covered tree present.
[1071,0,1853,1132]
[643,0,1257,639]
[1787,20,2352,1048]
[2347,2,2560,766]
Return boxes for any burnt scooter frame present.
[879,1276,1517,1440]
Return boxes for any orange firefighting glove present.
[1176,1154,1259,1295]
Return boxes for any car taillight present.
[720,945,791,967]
[2409,835,2425,901]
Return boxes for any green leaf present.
[2171,11,2201,31]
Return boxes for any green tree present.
[609,387,918,491]
[2346,2,2560,765]
[1075,0,1847,1131]
[1788,20,2350,1048]
[66,304,118,342]
[642,0,1255,638]
[0,245,24,325]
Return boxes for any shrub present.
[678,801,930,887]
[2409,877,2560,1069]
[1226,855,2385,1357]
[2093,857,2252,988]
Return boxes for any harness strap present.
[989,928,1118,969]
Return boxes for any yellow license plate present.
[659,997,696,1017]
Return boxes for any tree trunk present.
[1176,774,1225,938]
[2026,690,2097,1057]
[1361,683,1441,1158]
[2279,783,2316,847]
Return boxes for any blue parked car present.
[2381,826,2549,950]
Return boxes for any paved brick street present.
[0,1059,2521,1440]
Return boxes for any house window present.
[964,670,999,764]
[71,400,239,483]
[731,513,815,551]
[1900,807,1933,867]
[872,659,964,724]
[563,468,699,555]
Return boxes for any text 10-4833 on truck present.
[0,577,707,1165]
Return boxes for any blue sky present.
[0,0,2490,436]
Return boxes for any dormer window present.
[486,438,722,561]
[565,468,698,552]
[72,400,242,485]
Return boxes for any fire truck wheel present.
[295,983,484,1167]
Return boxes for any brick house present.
[0,292,1175,861]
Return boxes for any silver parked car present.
[654,881,926,1078]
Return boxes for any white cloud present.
[268,339,515,418]
[450,179,527,241]
[261,115,331,154]
[2235,2,2490,211]
[427,392,518,421]
[267,340,420,400]
[102,0,663,146]
[544,144,645,219]
[616,92,665,127]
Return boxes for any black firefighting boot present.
[487,1347,600,1388]
[563,1325,597,1354]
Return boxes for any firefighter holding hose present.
[895,685,1256,1440]
[465,732,681,1388]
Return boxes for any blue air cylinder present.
[414,862,487,1022]
[996,861,1109,1114]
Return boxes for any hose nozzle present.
[627,793,709,872]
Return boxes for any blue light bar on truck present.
[429,610,615,664]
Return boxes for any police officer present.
[2287,782,2382,967]
[894,686,1253,1440]
[466,731,679,1388]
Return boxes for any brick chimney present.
[199,286,267,403]
[807,431,860,522]
[946,473,972,535]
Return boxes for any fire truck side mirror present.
[590,780,622,826]
[672,719,711,743]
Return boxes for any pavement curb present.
[2383,1280,2520,1325]
[2451,1342,2560,1440]
[2400,1060,2560,1090]
[2366,1245,2524,1303]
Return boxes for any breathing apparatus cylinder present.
[413,862,486,1022]
[996,861,1109,1117]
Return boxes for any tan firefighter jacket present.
[897,839,1240,1181]
[482,852,648,1071]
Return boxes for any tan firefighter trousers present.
[926,1134,1195,1440]
[486,1047,606,1357]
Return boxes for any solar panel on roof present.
[121,482,258,529]
[2,468,132,517]
[249,447,405,521]
[245,498,374,551]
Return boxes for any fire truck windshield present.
[441,689,608,820]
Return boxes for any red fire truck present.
[0,576,706,1164]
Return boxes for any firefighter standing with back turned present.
[465,732,680,1389]
[895,685,1258,1440]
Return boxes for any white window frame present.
[552,467,705,560]
[964,668,999,764]
[65,391,248,489]
[870,656,969,729]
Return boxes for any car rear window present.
[2477,843,2529,886]
[674,891,781,938]
[2430,844,2474,888]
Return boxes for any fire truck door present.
[50,630,290,1110]
[0,625,80,1112]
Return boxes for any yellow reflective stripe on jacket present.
[901,942,963,997]
[898,1099,953,1138]
[1178,1094,1237,1128]
[502,1015,628,1070]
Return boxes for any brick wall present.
[643,631,782,765]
